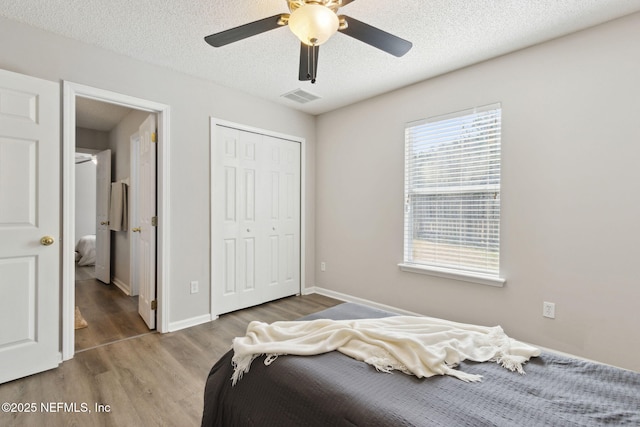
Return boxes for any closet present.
[212,124,301,315]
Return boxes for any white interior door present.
[0,68,61,383]
[95,149,111,284]
[264,135,301,301]
[137,115,156,329]
[212,125,300,315]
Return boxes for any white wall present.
[0,16,316,327]
[315,13,640,371]
[74,160,96,245]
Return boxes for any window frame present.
[399,103,505,287]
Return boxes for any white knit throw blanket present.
[231,316,540,385]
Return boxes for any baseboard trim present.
[304,286,422,317]
[112,277,130,296]
[168,314,213,333]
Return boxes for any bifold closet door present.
[212,125,300,315]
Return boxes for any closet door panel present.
[212,125,300,315]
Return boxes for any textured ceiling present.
[2,0,640,115]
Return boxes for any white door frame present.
[62,82,171,360]
[129,133,140,296]
[210,117,306,318]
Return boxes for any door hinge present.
[151,131,157,143]
[151,300,157,310]
[151,216,158,226]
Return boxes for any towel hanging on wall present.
[109,182,128,231]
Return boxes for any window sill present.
[398,263,505,287]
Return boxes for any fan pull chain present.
[309,41,317,84]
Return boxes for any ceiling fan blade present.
[339,15,412,57]
[205,14,285,47]
[299,43,320,83]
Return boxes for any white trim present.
[112,277,131,296]
[62,81,171,361]
[303,286,422,317]
[209,118,306,317]
[129,133,140,296]
[398,263,506,287]
[168,314,215,333]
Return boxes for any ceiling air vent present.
[281,88,321,104]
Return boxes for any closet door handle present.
[132,227,141,233]
[100,221,109,226]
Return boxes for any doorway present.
[62,82,171,360]
[72,99,154,351]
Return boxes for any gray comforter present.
[201,303,640,426]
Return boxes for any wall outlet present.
[190,281,199,294]
[543,301,555,319]
[320,262,326,272]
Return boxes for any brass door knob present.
[40,236,55,246]
[132,227,141,232]
[100,221,109,225]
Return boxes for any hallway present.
[75,265,151,352]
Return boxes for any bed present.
[75,234,96,266]
[201,302,640,426]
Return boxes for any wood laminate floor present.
[0,293,341,427]
[75,265,151,352]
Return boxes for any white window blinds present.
[404,103,501,277]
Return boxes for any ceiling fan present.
[204,0,412,84]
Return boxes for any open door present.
[0,69,61,383]
[137,115,157,329]
[95,149,111,284]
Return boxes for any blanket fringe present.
[231,353,283,385]
[444,367,483,383]
[231,354,259,385]
[496,354,528,374]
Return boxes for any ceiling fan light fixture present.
[288,4,339,46]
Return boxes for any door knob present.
[132,227,141,232]
[40,236,55,246]
[100,221,109,225]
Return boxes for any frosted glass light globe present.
[288,4,339,46]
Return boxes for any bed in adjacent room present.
[201,303,640,426]
[75,234,96,266]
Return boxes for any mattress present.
[201,302,640,426]
[75,234,96,266]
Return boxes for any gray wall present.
[76,127,109,151]
[0,16,316,327]
[315,13,640,371]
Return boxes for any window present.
[400,103,504,286]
